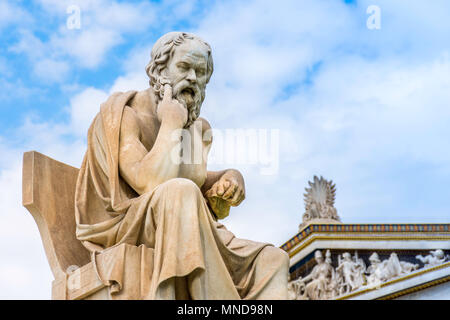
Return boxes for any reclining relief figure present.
[416,250,447,268]
[74,31,289,300]
[366,252,418,287]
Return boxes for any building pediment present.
[282,223,450,300]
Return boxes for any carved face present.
[162,39,209,125]
[433,249,444,259]
[314,251,324,263]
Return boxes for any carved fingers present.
[157,84,188,127]
[205,170,245,207]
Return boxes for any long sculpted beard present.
[152,78,205,128]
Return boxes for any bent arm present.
[119,107,183,195]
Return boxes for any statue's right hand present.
[157,84,187,127]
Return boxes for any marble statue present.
[416,250,447,268]
[366,252,418,287]
[74,32,289,299]
[287,277,306,300]
[300,176,341,229]
[416,249,448,268]
[325,249,341,296]
[288,250,337,300]
[365,253,384,287]
[336,252,366,293]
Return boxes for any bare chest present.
[179,124,209,187]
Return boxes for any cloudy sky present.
[1,0,449,299]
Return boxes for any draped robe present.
[74,90,289,299]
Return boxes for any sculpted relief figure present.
[288,249,427,299]
[416,250,447,268]
[366,252,418,287]
[74,32,289,299]
[366,253,394,287]
[336,252,366,294]
[300,176,341,229]
[289,250,337,300]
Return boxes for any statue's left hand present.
[205,169,245,207]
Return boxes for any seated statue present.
[289,250,336,300]
[74,31,289,300]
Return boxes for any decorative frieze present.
[288,249,448,300]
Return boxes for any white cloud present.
[0,1,31,30]
[69,87,109,136]
[109,72,149,94]
[9,0,157,81]
[0,158,53,299]
[187,0,450,244]
[9,30,45,59]
[34,59,70,83]
[50,0,156,68]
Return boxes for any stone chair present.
[22,151,153,300]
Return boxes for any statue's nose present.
[186,68,197,83]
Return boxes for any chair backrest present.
[22,151,90,279]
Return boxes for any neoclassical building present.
[282,176,450,300]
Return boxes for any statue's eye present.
[178,63,189,71]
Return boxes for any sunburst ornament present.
[300,176,341,229]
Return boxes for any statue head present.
[145,32,214,127]
[369,252,380,264]
[314,250,324,263]
[325,249,332,264]
[432,249,444,259]
[343,252,351,261]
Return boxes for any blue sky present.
[1,0,450,299]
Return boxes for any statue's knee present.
[160,178,201,195]
[260,246,290,270]
[154,178,204,223]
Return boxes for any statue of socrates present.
[75,32,289,300]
